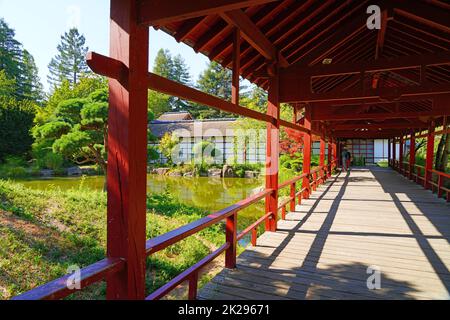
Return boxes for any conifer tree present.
[48,28,89,88]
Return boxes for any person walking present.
[346,150,352,170]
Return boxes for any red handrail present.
[12,258,125,300]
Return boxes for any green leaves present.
[53,129,91,157]
[47,28,90,88]
[33,121,72,140]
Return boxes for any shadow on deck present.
[199,167,450,300]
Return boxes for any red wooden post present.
[232,28,240,105]
[225,212,237,269]
[437,175,443,198]
[332,139,337,169]
[281,206,286,220]
[392,137,397,170]
[188,273,198,300]
[409,131,415,180]
[302,105,312,199]
[106,0,149,300]
[388,138,391,167]
[425,122,435,190]
[319,132,325,182]
[265,65,279,232]
[251,228,257,246]
[399,136,404,175]
[327,137,333,178]
[289,183,296,212]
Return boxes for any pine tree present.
[0,19,22,81]
[151,49,192,113]
[192,61,233,119]
[0,18,43,102]
[19,50,44,102]
[48,28,89,88]
[153,49,173,79]
[170,54,191,111]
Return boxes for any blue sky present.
[0,0,211,92]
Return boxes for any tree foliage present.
[0,97,36,161]
[191,61,234,119]
[150,49,191,116]
[0,18,43,102]
[48,28,90,88]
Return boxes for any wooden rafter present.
[220,9,289,67]
[138,0,280,26]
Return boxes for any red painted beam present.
[283,51,450,79]
[232,28,240,105]
[220,9,289,67]
[138,0,280,25]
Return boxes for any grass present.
[0,180,229,300]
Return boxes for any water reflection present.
[15,175,266,244]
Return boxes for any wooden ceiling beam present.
[220,9,289,67]
[138,0,280,26]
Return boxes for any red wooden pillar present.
[332,139,337,169]
[388,138,391,167]
[265,66,279,232]
[319,132,325,182]
[327,137,333,178]
[425,122,435,190]
[225,28,240,268]
[302,105,312,199]
[409,131,415,180]
[106,0,149,300]
[231,28,240,106]
[392,137,397,170]
[399,135,404,175]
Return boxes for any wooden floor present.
[199,167,450,300]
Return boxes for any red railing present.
[14,161,337,300]
[392,160,449,202]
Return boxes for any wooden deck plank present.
[199,167,450,300]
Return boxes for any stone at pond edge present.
[222,165,235,178]
[154,168,170,175]
[208,169,222,178]
[40,169,54,177]
[244,171,259,179]
[67,166,82,177]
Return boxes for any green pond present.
[14,175,266,244]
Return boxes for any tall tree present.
[48,28,89,88]
[150,49,192,115]
[19,50,44,102]
[192,61,233,119]
[0,19,22,82]
[0,19,43,102]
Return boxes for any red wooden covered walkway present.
[13,0,450,300]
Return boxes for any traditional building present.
[149,112,266,164]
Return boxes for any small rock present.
[155,168,170,175]
[183,172,194,177]
[208,169,222,177]
[222,165,235,178]
[40,169,54,177]
[244,171,259,179]
[67,166,82,177]
[168,171,182,177]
